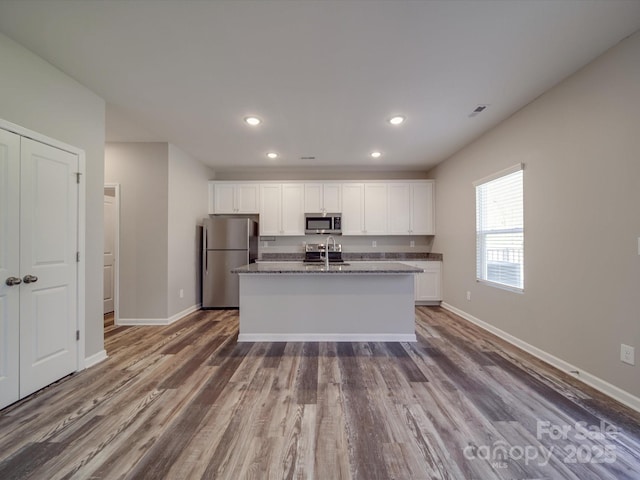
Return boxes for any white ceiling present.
[1,0,639,173]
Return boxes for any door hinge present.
[76,330,80,341]
[76,251,80,262]
[75,172,82,184]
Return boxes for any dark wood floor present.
[1,307,639,479]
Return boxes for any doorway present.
[104,184,120,327]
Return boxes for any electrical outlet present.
[179,289,184,299]
[621,344,635,365]
[372,240,377,247]
[466,291,471,301]
[410,240,415,247]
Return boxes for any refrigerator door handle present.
[203,228,208,274]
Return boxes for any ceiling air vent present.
[469,104,489,118]
[300,156,316,160]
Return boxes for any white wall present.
[0,32,105,357]
[105,143,169,319]
[105,142,213,321]
[168,144,214,316]
[430,31,640,399]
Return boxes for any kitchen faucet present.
[324,235,336,268]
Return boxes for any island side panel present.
[237,273,416,342]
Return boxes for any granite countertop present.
[232,262,424,275]
[260,252,443,262]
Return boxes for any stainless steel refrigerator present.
[202,217,258,308]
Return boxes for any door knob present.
[23,274,38,284]
[5,276,22,286]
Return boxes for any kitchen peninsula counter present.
[232,262,423,342]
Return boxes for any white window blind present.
[475,164,524,292]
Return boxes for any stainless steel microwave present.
[304,213,342,235]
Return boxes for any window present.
[475,164,524,292]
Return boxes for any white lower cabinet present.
[349,260,442,304]
[410,261,442,303]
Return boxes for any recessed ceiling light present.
[388,115,405,125]
[266,152,278,159]
[371,151,382,158]
[244,116,261,126]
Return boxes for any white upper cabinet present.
[388,184,412,234]
[260,183,304,235]
[259,184,282,235]
[363,183,388,235]
[281,184,305,235]
[236,184,260,213]
[388,181,435,234]
[410,181,434,234]
[209,182,259,214]
[341,183,365,235]
[213,179,434,236]
[304,183,342,213]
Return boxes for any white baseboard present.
[169,303,201,323]
[441,302,640,413]
[118,304,201,326]
[238,333,417,342]
[84,349,108,369]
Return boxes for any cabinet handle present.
[23,274,38,284]
[5,276,21,286]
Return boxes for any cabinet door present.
[364,183,388,235]
[304,183,323,213]
[411,182,434,234]
[281,184,304,235]
[259,184,282,235]
[341,183,364,235]
[388,184,411,234]
[413,261,442,301]
[0,129,20,409]
[236,184,259,213]
[213,183,236,213]
[323,183,342,212]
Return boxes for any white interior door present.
[103,191,115,314]
[0,129,20,409]
[19,137,78,399]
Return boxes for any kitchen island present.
[231,262,423,342]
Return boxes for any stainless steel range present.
[303,243,345,263]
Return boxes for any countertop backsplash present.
[258,235,440,261]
